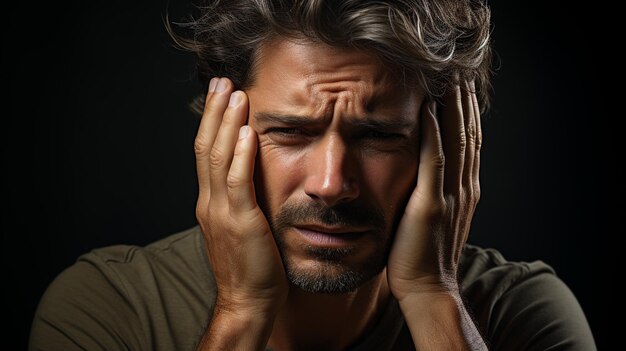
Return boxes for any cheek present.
[362,155,418,220]
[254,142,305,213]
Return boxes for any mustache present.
[272,201,386,230]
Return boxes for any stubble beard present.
[266,201,392,294]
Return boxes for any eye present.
[267,127,305,137]
[362,130,402,140]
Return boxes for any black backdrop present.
[4,1,617,349]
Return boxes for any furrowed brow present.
[254,112,415,130]
[254,112,319,127]
[350,116,415,131]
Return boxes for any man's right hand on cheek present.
[194,77,287,348]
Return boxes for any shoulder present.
[82,225,211,282]
[459,244,556,295]
[458,244,596,350]
[30,226,215,351]
[73,225,214,306]
[86,225,205,263]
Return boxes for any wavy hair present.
[167,0,493,114]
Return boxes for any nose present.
[304,134,360,206]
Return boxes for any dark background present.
[4,1,617,349]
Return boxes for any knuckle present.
[194,137,211,157]
[195,209,204,224]
[474,183,481,201]
[195,203,209,224]
[431,151,445,169]
[475,132,483,151]
[462,183,481,205]
[226,172,244,191]
[466,124,477,145]
[209,147,226,168]
[460,187,470,202]
[456,132,467,151]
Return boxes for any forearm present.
[195,307,275,351]
[399,291,487,351]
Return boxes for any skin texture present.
[248,39,421,295]
[194,38,486,350]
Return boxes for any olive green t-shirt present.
[29,226,596,350]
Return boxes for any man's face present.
[246,39,423,293]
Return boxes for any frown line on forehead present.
[253,112,416,130]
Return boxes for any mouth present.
[293,224,368,248]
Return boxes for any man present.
[30,0,596,350]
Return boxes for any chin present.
[281,246,387,294]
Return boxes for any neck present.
[268,272,391,351]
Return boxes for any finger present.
[209,90,249,203]
[462,80,477,189]
[460,81,482,249]
[414,101,445,203]
[227,126,259,213]
[196,78,233,198]
[440,84,465,196]
[471,80,482,199]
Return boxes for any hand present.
[195,77,288,317]
[387,80,481,302]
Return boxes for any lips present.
[293,224,367,247]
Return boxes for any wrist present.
[398,291,486,351]
[215,296,282,317]
[397,288,463,314]
[196,305,277,351]
[391,272,461,304]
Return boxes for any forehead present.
[255,38,388,83]
[248,38,420,116]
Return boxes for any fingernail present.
[229,91,242,107]
[215,78,228,93]
[238,125,250,140]
[208,77,218,93]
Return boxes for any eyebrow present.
[254,112,317,128]
[254,112,415,130]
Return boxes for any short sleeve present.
[487,271,596,351]
[29,229,215,351]
[29,259,145,351]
